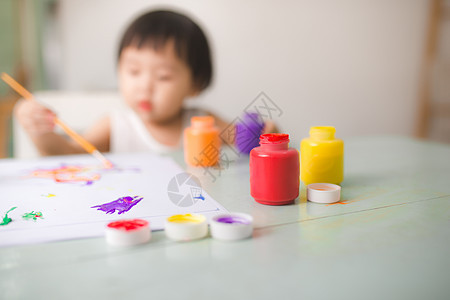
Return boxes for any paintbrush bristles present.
[92,150,113,169]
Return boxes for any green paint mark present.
[0,207,17,226]
[22,211,44,221]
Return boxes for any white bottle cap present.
[210,213,253,241]
[307,183,341,204]
[165,214,208,241]
[105,219,151,247]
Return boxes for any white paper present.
[0,153,228,247]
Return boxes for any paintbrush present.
[1,72,113,168]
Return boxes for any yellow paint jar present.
[300,126,344,185]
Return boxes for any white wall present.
[55,0,429,143]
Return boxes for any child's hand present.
[262,120,278,134]
[14,99,56,137]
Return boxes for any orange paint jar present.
[184,116,221,167]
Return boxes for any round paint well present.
[210,213,253,241]
[165,214,208,241]
[105,219,151,247]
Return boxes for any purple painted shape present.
[235,112,265,154]
[91,196,142,215]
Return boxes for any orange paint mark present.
[29,165,101,185]
[342,188,388,205]
[325,201,348,206]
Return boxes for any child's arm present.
[209,113,234,146]
[82,116,111,153]
[14,99,110,156]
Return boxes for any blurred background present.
[0,0,449,158]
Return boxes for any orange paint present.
[310,183,339,191]
[29,165,101,184]
[325,201,348,206]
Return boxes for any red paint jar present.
[250,133,299,205]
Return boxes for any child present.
[15,10,276,156]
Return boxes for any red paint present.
[250,133,299,205]
[107,219,148,231]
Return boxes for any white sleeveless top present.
[110,106,207,154]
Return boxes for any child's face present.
[118,40,198,124]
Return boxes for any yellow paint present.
[41,193,56,197]
[167,214,205,224]
[300,126,344,185]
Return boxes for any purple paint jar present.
[235,112,265,154]
[210,213,253,240]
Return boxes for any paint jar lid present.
[191,116,215,129]
[309,126,336,140]
[105,219,151,247]
[165,214,208,241]
[210,213,253,241]
[307,183,341,204]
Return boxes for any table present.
[0,136,449,300]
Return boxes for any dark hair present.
[118,10,213,91]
